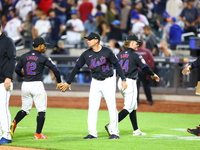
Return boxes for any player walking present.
[182,58,200,136]
[105,34,160,136]
[60,32,127,139]
[0,22,16,145]
[10,37,63,139]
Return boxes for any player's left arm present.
[137,55,160,82]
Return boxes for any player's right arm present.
[182,56,200,74]
[15,56,24,79]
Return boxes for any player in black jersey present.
[10,37,63,139]
[60,32,127,139]
[105,34,160,136]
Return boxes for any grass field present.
[5,107,200,150]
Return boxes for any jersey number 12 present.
[26,62,36,75]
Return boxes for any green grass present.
[6,107,200,150]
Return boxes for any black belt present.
[94,74,113,81]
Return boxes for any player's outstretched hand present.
[4,78,11,91]
[182,65,191,75]
[59,83,71,92]
[56,83,64,90]
[121,81,127,90]
[151,74,160,82]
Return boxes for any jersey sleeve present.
[191,56,200,69]
[135,54,148,69]
[44,56,61,83]
[15,56,24,78]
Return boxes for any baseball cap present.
[111,20,120,26]
[95,12,103,17]
[71,10,77,14]
[84,32,100,40]
[131,15,140,20]
[87,13,94,21]
[32,37,49,47]
[126,34,141,43]
[187,0,194,2]
[130,10,138,16]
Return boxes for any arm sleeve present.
[66,65,81,84]
[142,65,155,75]
[6,39,16,79]
[190,56,200,69]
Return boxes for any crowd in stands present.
[1,0,200,85]
[0,0,200,52]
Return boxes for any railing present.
[14,55,199,95]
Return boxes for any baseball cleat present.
[0,137,12,145]
[83,134,97,139]
[10,121,17,138]
[105,124,111,136]
[133,129,146,136]
[108,134,120,139]
[187,126,200,136]
[34,133,49,139]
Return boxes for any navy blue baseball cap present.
[33,37,49,47]
[126,34,142,43]
[84,32,100,40]
[95,12,103,17]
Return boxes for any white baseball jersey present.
[66,18,84,44]
[4,18,22,41]
[34,19,51,37]
[15,0,35,21]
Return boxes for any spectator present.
[153,0,168,24]
[105,0,119,26]
[50,40,70,82]
[65,10,84,45]
[84,13,97,36]
[32,7,42,39]
[91,0,107,16]
[52,0,67,25]
[1,0,13,16]
[131,14,145,37]
[48,8,64,48]
[108,19,123,41]
[78,0,93,23]
[143,25,158,52]
[34,12,51,39]
[15,0,35,22]
[166,0,183,18]
[179,0,199,35]
[0,14,8,29]
[4,8,22,46]
[21,11,33,49]
[120,0,131,34]
[35,0,53,15]
[153,41,174,57]
[130,9,149,26]
[95,11,107,42]
[107,39,120,56]
[136,41,155,106]
[65,0,78,21]
[168,17,184,50]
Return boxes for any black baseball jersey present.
[15,50,61,83]
[67,46,125,84]
[117,48,154,79]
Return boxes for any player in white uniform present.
[60,32,127,139]
[0,22,16,145]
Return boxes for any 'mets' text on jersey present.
[117,48,147,79]
[15,50,57,81]
[76,47,118,80]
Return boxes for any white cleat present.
[133,129,146,136]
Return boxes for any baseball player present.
[0,22,16,145]
[182,58,200,136]
[105,34,160,136]
[60,32,127,139]
[10,37,63,139]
